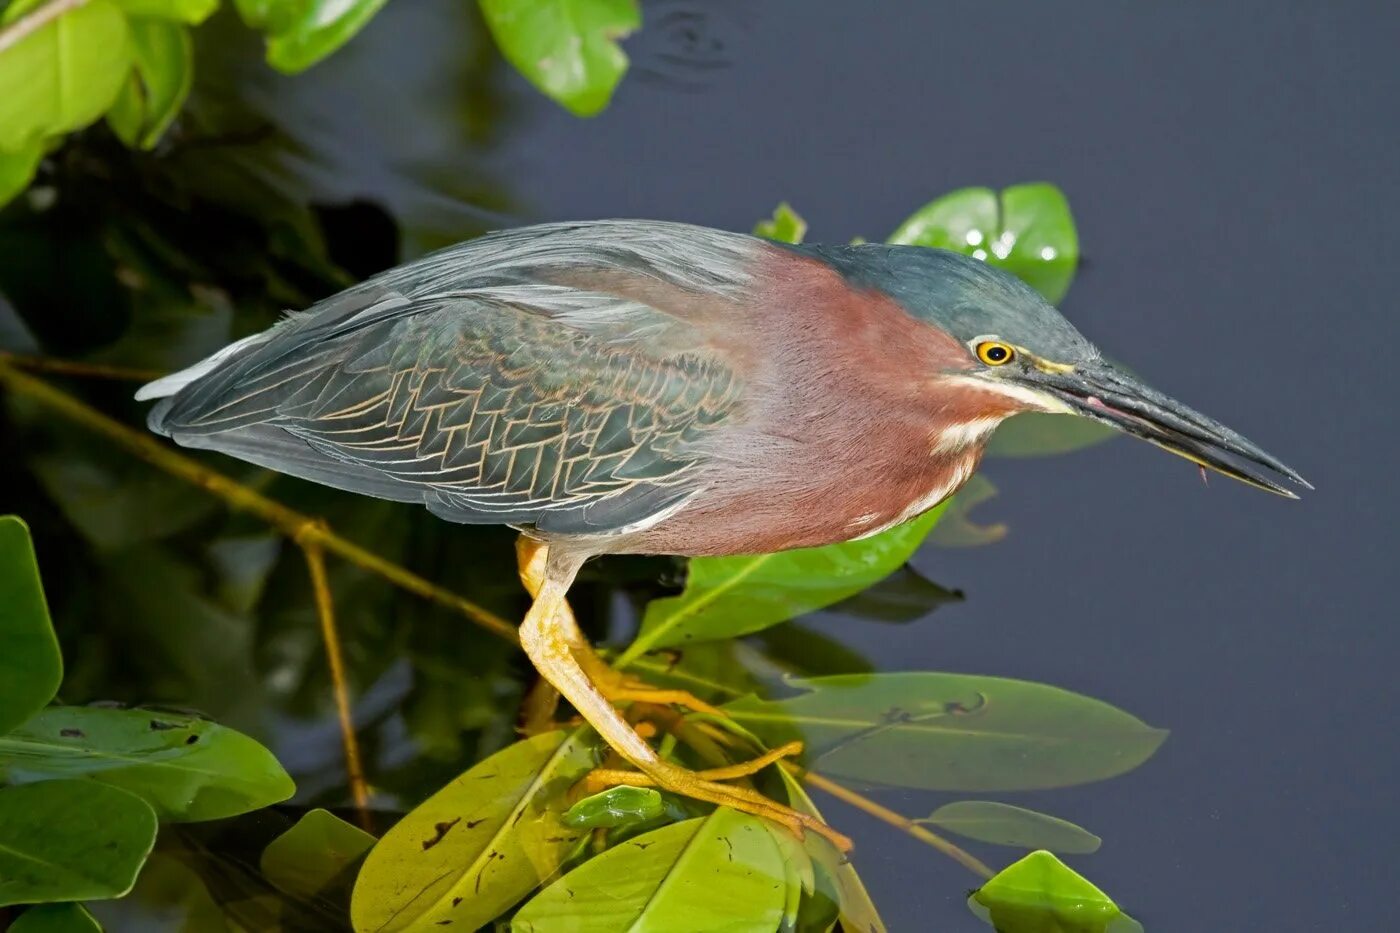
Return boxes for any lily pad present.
[726,673,1167,792]
[888,183,1079,305]
[0,516,61,734]
[350,729,598,933]
[0,780,157,907]
[479,0,641,117]
[921,801,1101,854]
[969,850,1143,933]
[0,705,295,821]
[512,808,788,932]
[619,505,946,664]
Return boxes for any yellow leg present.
[517,541,851,852]
[516,537,725,718]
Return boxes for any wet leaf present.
[0,706,295,821]
[106,18,193,150]
[727,673,1167,792]
[0,780,157,907]
[0,515,61,734]
[261,809,375,901]
[926,475,1007,549]
[513,808,788,932]
[888,183,1079,305]
[754,202,807,244]
[234,0,390,74]
[479,0,641,117]
[777,768,885,933]
[114,0,219,22]
[350,729,598,933]
[9,903,102,933]
[0,0,133,151]
[562,785,664,830]
[969,850,1143,933]
[920,801,1101,854]
[0,140,42,208]
[620,505,947,663]
[986,412,1117,459]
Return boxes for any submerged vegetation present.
[3,3,1153,930]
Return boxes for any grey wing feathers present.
[146,221,753,536]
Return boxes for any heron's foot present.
[582,742,851,851]
[582,658,727,719]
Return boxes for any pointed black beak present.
[1021,359,1311,498]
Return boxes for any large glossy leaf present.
[0,780,157,907]
[777,768,885,933]
[261,808,375,901]
[0,140,41,207]
[114,0,218,22]
[619,506,947,664]
[478,0,641,117]
[0,0,133,151]
[727,673,1167,792]
[512,808,788,932]
[0,706,294,821]
[921,801,1101,854]
[0,516,61,734]
[969,850,1143,933]
[106,18,193,150]
[9,903,102,933]
[351,729,598,933]
[233,0,389,74]
[888,183,1079,305]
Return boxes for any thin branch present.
[794,766,995,879]
[1,353,164,382]
[301,537,371,830]
[0,360,519,643]
[0,0,89,54]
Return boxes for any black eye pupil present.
[986,346,1007,362]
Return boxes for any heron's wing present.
[149,222,756,536]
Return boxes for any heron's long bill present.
[1023,360,1310,498]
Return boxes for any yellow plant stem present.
[0,353,164,382]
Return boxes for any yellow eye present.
[976,341,1015,366]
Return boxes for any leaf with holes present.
[0,516,61,734]
[727,673,1167,792]
[350,729,598,933]
[479,0,641,117]
[0,706,294,821]
[513,808,788,932]
[619,505,947,663]
[0,780,157,907]
[920,801,1101,854]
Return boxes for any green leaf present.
[920,801,1101,854]
[0,706,295,821]
[350,729,598,933]
[726,673,1167,792]
[113,0,218,23]
[0,140,42,207]
[513,808,788,932]
[986,411,1117,459]
[969,850,1143,933]
[619,505,947,664]
[777,768,885,933]
[235,0,388,74]
[888,183,1079,305]
[753,202,807,244]
[10,903,102,933]
[0,780,157,907]
[925,474,1007,548]
[0,516,61,734]
[260,808,374,901]
[0,0,133,152]
[106,18,193,150]
[563,785,664,830]
[478,0,641,117]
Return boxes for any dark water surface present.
[11,2,1397,930]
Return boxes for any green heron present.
[137,220,1306,848]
